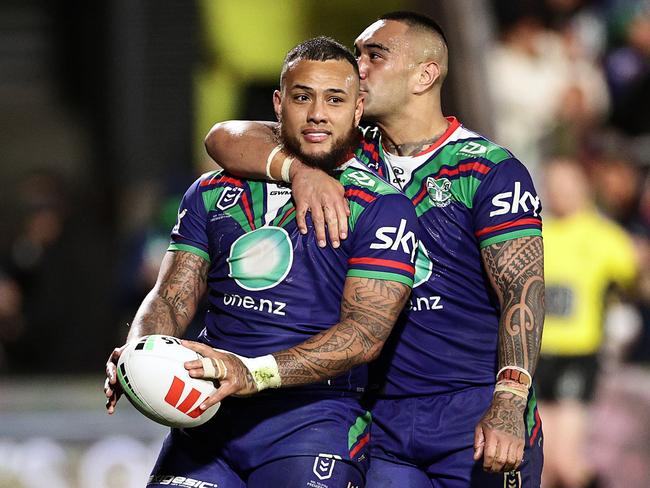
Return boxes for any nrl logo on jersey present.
[427,177,452,207]
[216,186,244,211]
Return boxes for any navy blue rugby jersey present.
[169,158,419,395]
[355,117,543,396]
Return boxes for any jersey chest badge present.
[217,186,244,211]
[426,177,452,207]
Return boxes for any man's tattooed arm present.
[481,235,545,375]
[473,236,544,472]
[128,251,209,340]
[273,277,411,386]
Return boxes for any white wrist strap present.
[280,157,294,183]
[239,354,282,391]
[266,145,283,180]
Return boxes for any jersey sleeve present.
[347,193,419,287]
[168,177,210,262]
[472,158,543,248]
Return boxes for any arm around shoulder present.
[204,120,278,178]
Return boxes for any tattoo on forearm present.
[274,278,410,386]
[481,236,545,375]
[131,251,208,338]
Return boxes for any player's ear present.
[273,90,282,121]
[414,60,440,94]
[354,94,364,126]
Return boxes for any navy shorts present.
[147,392,370,488]
[366,386,543,487]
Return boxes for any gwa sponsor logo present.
[490,181,540,217]
[370,218,418,262]
[223,292,287,316]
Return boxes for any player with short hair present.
[104,36,420,488]
[204,11,545,488]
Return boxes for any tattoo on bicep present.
[481,236,545,374]
[133,252,208,337]
[275,278,410,386]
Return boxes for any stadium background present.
[0,0,648,486]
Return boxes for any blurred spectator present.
[115,181,206,343]
[605,4,650,135]
[0,270,24,372]
[537,158,639,488]
[588,368,650,488]
[487,1,609,181]
[2,169,113,374]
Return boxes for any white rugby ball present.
[117,334,220,428]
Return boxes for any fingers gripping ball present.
[117,335,220,428]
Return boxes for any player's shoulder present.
[447,125,515,166]
[188,169,223,190]
[340,158,403,199]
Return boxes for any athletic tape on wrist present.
[494,382,529,399]
[496,366,532,388]
[280,157,294,183]
[266,145,283,181]
[239,354,282,391]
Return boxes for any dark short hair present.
[379,11,448,47]
[280,36,359,85]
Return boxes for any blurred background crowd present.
[0,0,648,487]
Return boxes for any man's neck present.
[375,103,450,157]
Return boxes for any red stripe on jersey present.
[349,257,415,274]
[345,189,376,203]
[437,161,491,178]
[475,218,542,237]
[200,175,242,187]
[386,117,460,157]
[240,192,256,230]
[350,432,370,459]
[278,207,296,226]
[530,408,542,447]
[413,186,429,206]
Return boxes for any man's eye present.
[370,52,382,60]
[294,95,309,102]
[329,97,343,104]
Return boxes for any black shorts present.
[535,354,599,402]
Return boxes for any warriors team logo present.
[413,241,433,288]
[216,186,244,211]
[426,177,452,207]
[227,226,293,291]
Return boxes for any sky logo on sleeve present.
[370,219,418,262]
[490,181,540,217]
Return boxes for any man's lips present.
[302,128,331,143]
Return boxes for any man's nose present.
[307,99,327,123]
[357,57,368,79]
